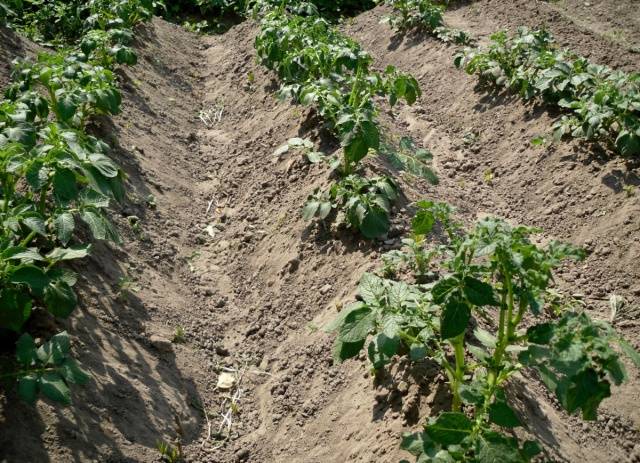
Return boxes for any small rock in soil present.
[235,448,250,462]
[149,335,173,352]
[320,284,332,295]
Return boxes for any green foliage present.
[304,175,399,239]
[0,52,124,332]
[157,440,182,463]
[326,272,439,368]
[382,0,445,32]
[1,0,154,407]
[14,331,90,405]
[456,28,640,156]
[0,1,15,25]
[4,0,156,44]
[379,136,438,184]
[163,0,375,20]
[400,422,542,463]
[381,0,474,45]
[329,201,640,462]
[256,7,421,238]
[520,312,640,420]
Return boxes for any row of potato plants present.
[379,0,474,46]
[456,28,640,157]
[164,0,376,17]
[0,1,157,404]
[251,3,639,460]
[329,201,640,462]
[254,3,422,239]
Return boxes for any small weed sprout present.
[116,275,138,301]
[156,441,181,463]
[623,185,636,197]
[483,169,494,185]
[173,326,186,344]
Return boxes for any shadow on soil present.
[0,23,204,462]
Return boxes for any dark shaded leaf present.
[440,300,470,340]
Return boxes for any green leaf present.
[9,265,49,297]
[358,273,384,305]
[23,216,47,237]
[431,277,458,304]
[53,168,78,203]
[400,432,431,456]
[410,344,428,361]
[477,433,523,463]
[557,368,610,420]
[339,306,374,343]
[55,212,75,245]
[440,300,470,340]
[618,338,640,369]
[16,333,36,365]
[3,247,45,263]
[17,374,38,404]
[40,372,71,405]
[318,201,332,219]
[0,288,32,332]
[381,312,402,338]
[526,323,553,344]
[522,440,542,459]
[412,203,435,235]
[45,331,71,361]
[459,383,484,405]
[302,199,320,221]
[376,332,400,357]
[306,151,324,163]
[488,391,521,428]
[46,245,91,262]
[7,125,36,147]
[114,46,137,66]
[56,94,77,121]
[44,280,78,318]
[474,327,497,349]
[60,358,90,385]
[80,209,107,240]
[25,161,47,190]
[88,153,119,178]
[463,277,497,306]
[333,338,365,363]
[361,120,380,151]
[359,205,390,239]
[325,302,367,333]
[425,412,473,445]
[79,189,110,208]
[343,136,368,165]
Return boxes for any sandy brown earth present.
[1,1,639,462]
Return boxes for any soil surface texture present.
[1,1,639,462]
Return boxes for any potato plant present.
[381,0,445,32]
[456,28,640,156]
[381,0,474,45]
[0,1,13,24]
[303,175,399,239]
[4,0,154,66]
[1,0,156,405]
[255,7,420,238]
[329,201,640,461]
[8,332,90,405]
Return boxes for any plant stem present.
[0,365,57,380]
[20,230,37,247]
[449,334,466,412]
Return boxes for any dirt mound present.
[1,1,639,462]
